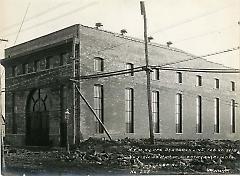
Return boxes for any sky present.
[0,0,239,69]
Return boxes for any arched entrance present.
[26,89,49,146]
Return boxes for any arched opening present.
[26,89,49,146]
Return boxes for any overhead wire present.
[155,67,240,74]
[14,2,31,45]
[156,66,239,71]
[173,24,237,44]
[149,3,235,35]
[4,46,240,91]
[2,0,237,74]
[0,2,70,32]
[78,46,240,79]
[158,46,240,67]
[2,3,239,128]
[3,1,231,61]
[3,1,98,38]
[78,67,239,80]
[80,66,143,79]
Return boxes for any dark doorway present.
[26,89,49,146]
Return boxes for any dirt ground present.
[3,138,240,175]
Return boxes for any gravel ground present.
[2,138,240,175]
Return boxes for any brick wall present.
[78,25,240,140]
[2,24,240,146]
[3,35,75,146]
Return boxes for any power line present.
[14,2,31,45]
[78,66,239,80]
[79,46,240,79]
[159,46,240,67]
[3,1,98,38]
[81,33,238,66]
[80,66,143,79]
[173,24,236,44]
[156,67,240,73]
[149,3,235,35]
[0,2,70,32]
[4,47,239,91]
[157,66,239,71]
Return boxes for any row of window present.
[94,58,135,77]
[10,55,236,92]
[176,72,235,91]
[93,85,237,134]
[94,58,236,91]
[95,58,236,91]
[10,56,103,76]
[10,53,70,77]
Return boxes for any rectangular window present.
[39,59,46,70]
[151,68,159,80]
[196,96,202,133]
[22,63,28,74]
[15,65,22,76]
[60,53,70,65]
[46,56,54,69]
[94,57,104,72]
[215,78,219,89]
[176,72,182,84]
[231,99,236,133]
[46,57,50,69]
[196,75,202,86]
[12,93,17,134]
[27,62,34,73]
[34,60,40,72]
[214,98,220,133]
[231,81,235,91]
[152,91,159,133]
[126,63,134,76]
[125,88,134,133]
[51,55,60,68]
[176,93,183,133]
[12,66,17,77]
[94,85,104,133]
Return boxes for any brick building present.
[1,24,239,146]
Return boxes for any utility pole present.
[0,38,7,175]
[238,21,240,72]
[238,21,240,123]
[140,1,154,144]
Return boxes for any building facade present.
[1,24,239,146]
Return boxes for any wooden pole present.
[0,124,5,173]
[140,1,154,144]
[72,39,76,145]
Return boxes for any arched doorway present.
[26,89,49,146]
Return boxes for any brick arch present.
[25,88,50,146]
